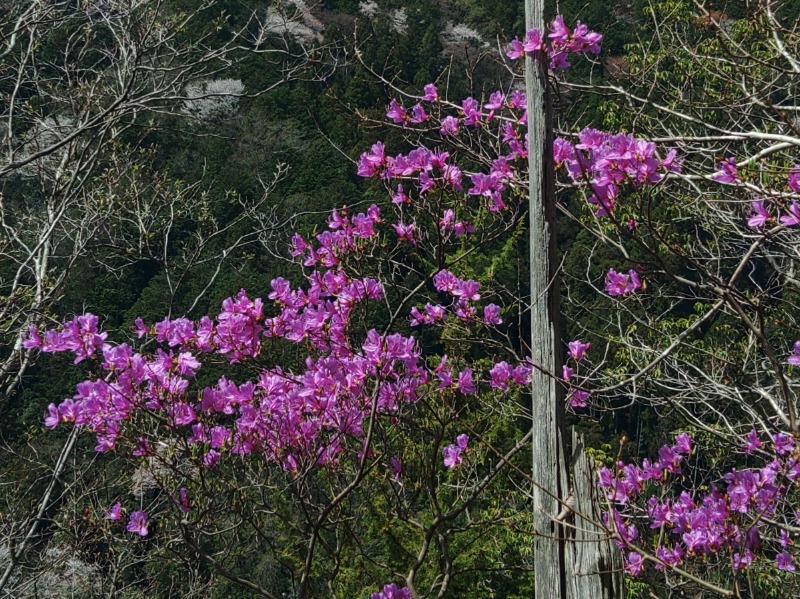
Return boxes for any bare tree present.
[0,0,334,399]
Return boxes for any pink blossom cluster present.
[599,432,800,576]
[746,166,800,228]
[563,340,590,408]
[104,503,149,537]
[371,583,411,599]
[30,267,428,468]
[718,161,800,229]
[31,256,530,476]
[357,139,510,219]
[505,15,602,69]
[439,208,474,237]
[357,143,462,195]
[605,269,642,297]
[368,91,528,213]
[408,269,502,328]
[23,313,107,363]
[442,433,469,468]
[554,129,680,216]
[487,360,532,391]
[291,204,382,267]
[433,355,476,395]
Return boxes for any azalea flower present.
[605,269,642,296]
[777,552,795,571]
[371,583,411,599]
[127,510,149,537]
[624,551,643,576]
[712,157,738,183]
[747,200,770,228]
[568,339,591,361]
[780,201,800,226]
[421,83,438,102]
[568,389,589,408]
[788,340,800,365]
[443,434,469,468]
[105,502,123,521]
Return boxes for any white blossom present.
[359,1,379,18]
[182,79,245,121]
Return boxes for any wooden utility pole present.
[524,1,624,597]
[524,0,568,596]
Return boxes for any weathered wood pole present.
[524,0,568,597]
[524,2,624,597]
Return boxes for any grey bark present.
[525,0,568,596]
[525,1,624,596]
[567,430,625,599]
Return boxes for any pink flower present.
[524,28,544,53]
[127,510,149,536]
[442,445,463,468]
[624,551,643,576]
[789,166,800,194]
[390,456,404,480]
[44,403,60,429]
[371,583,411,599]
[133,317,148,338]
[548,15,570,46]
[22,326,42,349]
[777,552,795,571]
[483,304,502,325]
[747,200,770,228]
[553,138,575,164]
[489,361,512,390]
[176,488,191,513]
[204,449,221,468]
[567,339,591,361]
[392,221,418,245]
[357,142,387,177]
[390,184,410,205]
[568,389,590,408]
[421,83,438,102]
[505,37,525,60]
[788,340,800,365]
[712,157,738,183]
[105,502,123,521]
[132,437,153,457]
[442,434,469,469]
[780,201,800,227]
[461,97,481,126]
[484,91,505,119]
[780,529,792,549]
[605,269,642,296]
[176,352,201,376]
[409,103,428,124]
[439,116,459,136]
[774,433,795,456]
[457,368,476,394]
[386,99,408,124]
[733,549,754,570]
[743,429,762,454]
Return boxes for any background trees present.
[0,0,331,396]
